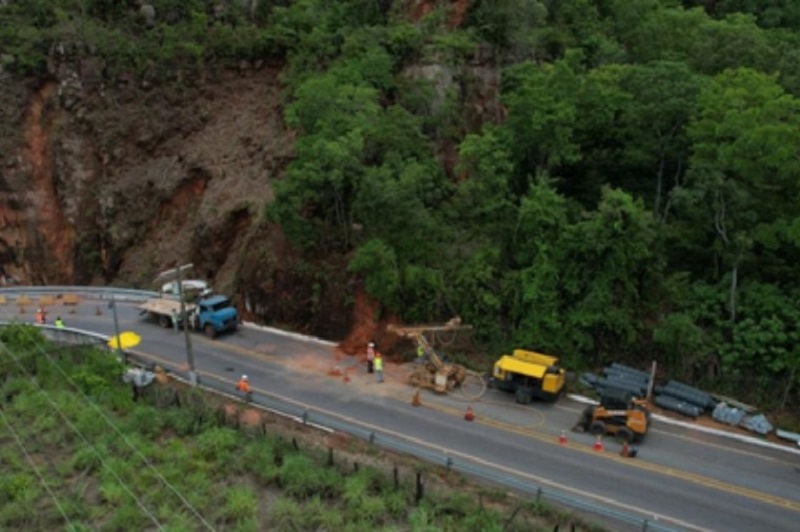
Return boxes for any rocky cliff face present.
[0,50,327,324]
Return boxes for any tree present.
[683,67,800,321]
[510,180,573,357]
[559,187,662,363]
[501,58,581,195]
[268,74,381,252]
[616,61,702,221]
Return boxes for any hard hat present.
[242,375,248,380]
[369,342,375,347]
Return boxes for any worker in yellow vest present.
[374,352,384,383]
[416,344,426,365]
[54,316,65,328]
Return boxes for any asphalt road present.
[7,301,800,531]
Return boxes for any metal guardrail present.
[0,289,679,531]
[0,285,159,302]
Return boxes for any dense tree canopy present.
[3,0,800,411]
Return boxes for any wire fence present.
[0,287,680,531]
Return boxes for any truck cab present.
[192,295,239,338]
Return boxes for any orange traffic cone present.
[411,389,421,407]
[593,435,604,452]
[464,405,475,421]
[558,430,568,445]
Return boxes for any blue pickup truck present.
[191,295,239,338]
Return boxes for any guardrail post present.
[445,456,453,471]
[535,487,542,503]
[369,432,375,444]
[642,519,649,531]
[302,410,308,425]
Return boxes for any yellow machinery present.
[490,349,566,403]
[576,390,651,443]
[387,321,485,397]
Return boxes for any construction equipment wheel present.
[578,407,593,431]
[616,427,634,444]
[515,387,534,405]
[204,324,216,339]
[452,365,467,385]
[590,421,606,436]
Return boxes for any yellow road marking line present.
[129,346,800,518]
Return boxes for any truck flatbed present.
[137,298,196,316]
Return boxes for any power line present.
[0,310,215,531]
[0,408,76,531]
[0,340,164,531]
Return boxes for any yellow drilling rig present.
[387,319,485,398]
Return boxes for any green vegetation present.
[2,1,800,415]
[0,324,592,530]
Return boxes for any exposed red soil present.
[336,288,406,361]
[408,0,468,28]
[24,81,76,282]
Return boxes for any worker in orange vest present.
[236,374,251,402]
[35,307,47,324]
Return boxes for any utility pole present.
[110,294,123,362]
[155,263,197,386]
[647,360,657,400]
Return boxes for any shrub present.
[70,445,104,473]
[195,426,239,462]
[223,486,258,523]
[279,454,342,499]
[352,494,387,526]
[107,502,153,531]
[408,504,439,532]
[243,439,280,486]
[267,496,303,530]
[383,490,408,519]
[125,405,163,439]
[98,477,127,506]
[0,473,35,502]
[162,405,216,436]
[461,507,504,532]
[303,495,344,529]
